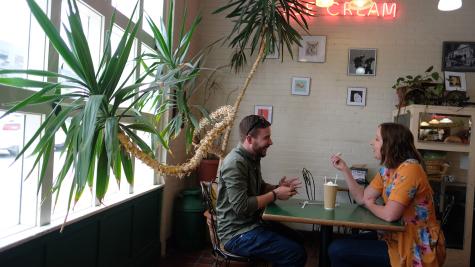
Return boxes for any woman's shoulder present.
[397,159,425,176]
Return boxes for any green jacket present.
[216,144,273,245]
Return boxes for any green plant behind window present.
[0,0,180,208]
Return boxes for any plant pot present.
[198,159,219,182]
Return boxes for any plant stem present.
[220,38,267,154]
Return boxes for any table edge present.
[262,213,405,232]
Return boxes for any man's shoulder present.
[223,147,246,164]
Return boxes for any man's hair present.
[239,115,271,142]
[379,122,423,169]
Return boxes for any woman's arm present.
[364,198,405,222]
[330,154,365,204]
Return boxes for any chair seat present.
[214,246,254,262]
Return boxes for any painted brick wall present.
[194,0,475,201]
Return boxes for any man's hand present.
[279,176,302,192]
[274,186,298,200]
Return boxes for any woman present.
[329,123,445,267]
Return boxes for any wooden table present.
[262,199,404,267]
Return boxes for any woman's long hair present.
[379,122,424,169]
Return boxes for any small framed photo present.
[254,105,273,123]
[347,87,367,106]
[444,71,467,91]
[298,36,326,63]
[350,167,368,185]
[348,48,377,76]
[291,76,311,96]
[442,41,475,72]
[265,44,279,59]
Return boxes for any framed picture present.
[444,71,467,91]
[254,105,273,123]
[442,41,475,72]
[347,87,367,106]
[291,76,311,96]
[265,44,279,59]
[298,36,326,63]
[350,167,368,184]
[348,48,377,76]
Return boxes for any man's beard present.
[253,143,269,157]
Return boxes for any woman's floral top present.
[370,160,446,267]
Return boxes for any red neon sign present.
[303,1,398,18]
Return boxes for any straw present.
[334,174,338,184]
[324,176,327,184]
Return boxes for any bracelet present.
[271,190,277,201]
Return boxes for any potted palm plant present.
[0,0,203,210]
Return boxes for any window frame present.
[0,0,165,241]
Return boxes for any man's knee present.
[328,239,346,259]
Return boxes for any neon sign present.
[303,1,398,18]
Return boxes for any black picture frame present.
[442,41,475,72]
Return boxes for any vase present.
[198,159,219,182]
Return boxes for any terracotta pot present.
[198,159,219,182]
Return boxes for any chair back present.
[200,181,221,249]
[302,168,316,200]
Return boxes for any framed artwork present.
[265,44,279,59]
[291,76,311,96]
[348,48,377,76]
[254,105,273,123]
[346,87,367,106]
[298,36,326,63]
[444,71,467,91]
[442,41,475,72]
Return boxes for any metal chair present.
[200,181,256,267]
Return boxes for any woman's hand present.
[330,153,349,172]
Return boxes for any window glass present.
[0,111,41,237]
[134,130,154,191]
[0,0,48,82]
[143,0,164,36]
[112,0,139,23]
[139,44,157,113]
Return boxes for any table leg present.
[319,225,333,267]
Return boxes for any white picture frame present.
[291,76,311,96]
[298,36,326,63]
[348,48,377,76]
[265,44,279,59]
[444,71,467,91]
[347,87,367,106]
[254,105,273,123]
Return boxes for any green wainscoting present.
[0,187,163,267]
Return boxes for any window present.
[0,0,48,82]
[0,111,42,237]
[143,0,164,36]
[0,0,164,241]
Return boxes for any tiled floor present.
[158,231,320,267]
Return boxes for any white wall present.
[195,0,475,200]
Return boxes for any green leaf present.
[104,117,119,172]
[120,147,134,185]
[96,141,110,201]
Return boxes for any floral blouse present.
[370,160,446,267]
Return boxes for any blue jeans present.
[328,232,390,267]
[224,225,307,267]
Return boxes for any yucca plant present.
[0,0,182,208]
[139,0,215,151]
[214,0,312,151]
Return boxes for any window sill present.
[0,184,164,253]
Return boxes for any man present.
[216,115,307,267]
